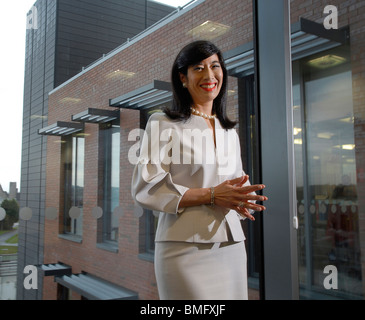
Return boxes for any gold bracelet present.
[210,187,215,207]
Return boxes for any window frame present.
[97,120,121,251]
[60,134,85,240]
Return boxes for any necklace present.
[190,107,216,120]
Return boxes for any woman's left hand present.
[213,176,268,221]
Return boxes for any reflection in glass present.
[187,20,231,40]
[100,123,120,243]
[293,45,363,299]
[63,135,84,236]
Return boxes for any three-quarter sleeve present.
[131,114,189,214]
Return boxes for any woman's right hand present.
[214,176,268,221]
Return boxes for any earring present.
[182,83,187,88]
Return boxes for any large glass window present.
[98,120,120,245]
[98,122,120,246]
[237,74,263,299]
[290,0,365,300]
[293,44,363,299]
[62,135,85,237]
[139,209,159,256]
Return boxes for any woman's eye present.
[194,66,203,71]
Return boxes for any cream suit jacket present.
[131,112,253,243]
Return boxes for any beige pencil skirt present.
[154,241,248,300]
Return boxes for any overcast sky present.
[0,0,190,193]
[0,0,36,193]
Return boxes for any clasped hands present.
[214,175,268,221]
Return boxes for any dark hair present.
[163,40,236,130]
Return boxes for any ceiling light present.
[187,21,230,40]
[308,54,346,69]
[31,115,48,121]
[293,127,302,135]
[106,70,135,80]
[317,132,334,139]
[340,117,354,123]
[60,97,82,104]
[342,144,355,150]
[294,139,303,145]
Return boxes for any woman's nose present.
[203,67,214,80]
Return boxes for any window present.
[293,45,363,299]
[139,209,159,255]
[62,135,85,237]
[237,74,263,298]
[98,122,120,248]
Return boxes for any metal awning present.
[290,18,348,60]
[55,272,138,300]
[224,42,254,77]
[38,121,84,136]
[224,17,349,77]
[38,263,72,277]
[72,108,119,123]
[109,80,172,110]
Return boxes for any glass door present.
[293,45,363,299]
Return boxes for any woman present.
[132,40,268,300]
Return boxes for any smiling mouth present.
[200,83,217,91]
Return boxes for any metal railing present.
[0,254,18,277]
[0,254,18,263]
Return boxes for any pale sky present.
[0,0,190,193]
[0,0,36,193]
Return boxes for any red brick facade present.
[43,0,365,299]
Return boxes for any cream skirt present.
[154,241,247,300]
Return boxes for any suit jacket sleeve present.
[131,113,189,214]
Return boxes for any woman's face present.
[180,54,223,107]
